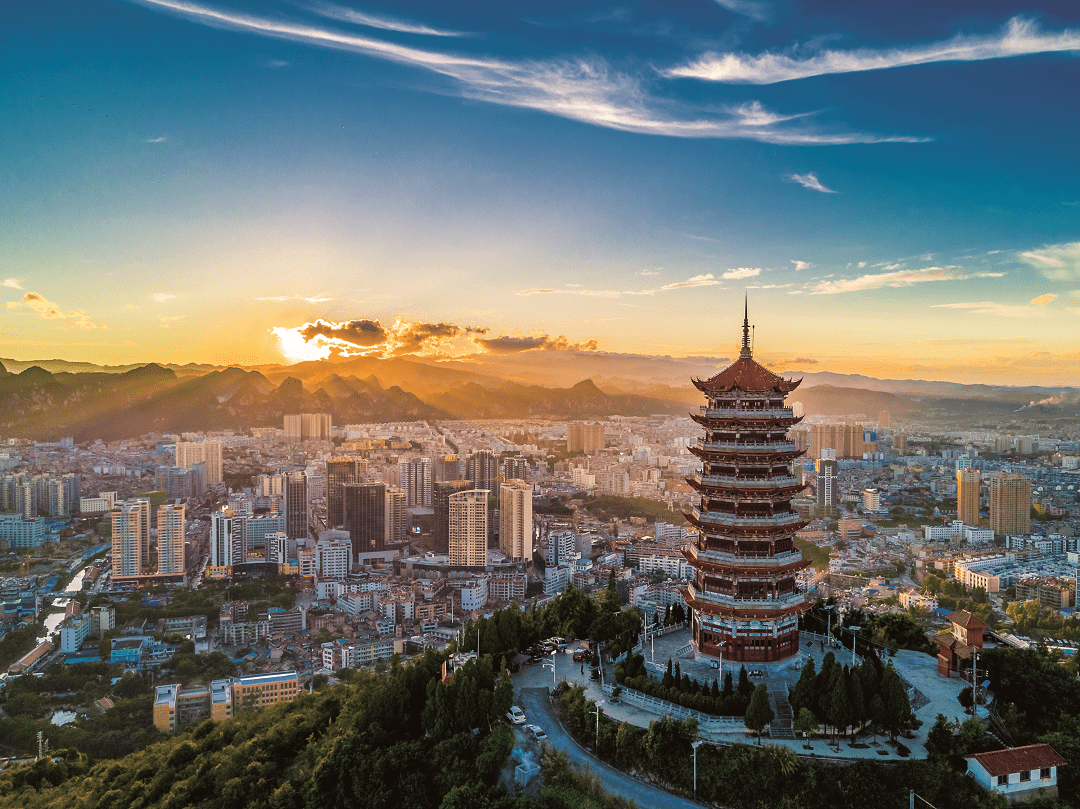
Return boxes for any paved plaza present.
[513,627,968,761]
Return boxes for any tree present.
[826,668,851,747]
[869,694,885,743]
[925,714,955,759]
[744,684,774,744]
[671,603,686,624]
[663,658,675,689]
[794,708,819,740]
[881,663,911,741]
[737,665,753,697]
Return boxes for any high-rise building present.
[316,529,353,579]
[326,457,366,528]
[256,474,284,497]
[893,433,908,455]
[175,440,222,485]
[957,468,981,526]
[267,532,290,565]
[449,489,488,567]
[682,305,810,664]
[157,503,186,577]
[434,454,461,482]
[111,500,150,579]
[433,479,474,554]
[502,457,529,484]
[815,457,839,514]
[284,413,332,442]
[399,457,433,508]
[567,423,605,454]
[990,473,1031,538]
[809,424,864,460]
[385,486,407,546]
[465,452,498,496]
[210,509,243,567]
[499,480,532,563]
[283,471,309,540]
[343,481,386,558]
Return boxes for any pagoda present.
[682,302,811,664]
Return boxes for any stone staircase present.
[768,683,796,740]
[676,643,695,658]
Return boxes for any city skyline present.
[3,1,1079,385]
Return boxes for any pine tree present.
[826,667,850,746]
[663,658,675,689]
[744,684,775,744]
[737,665,753,697]
[710,678,720,699]
[722,671,734,697]
[847,667,866,732]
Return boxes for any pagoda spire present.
[740,295,752,357]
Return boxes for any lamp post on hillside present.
[848,626,861,666]
[823,604,837,649]
[541,649,557,690]
[692,740,704,800]
[588,701,605,750]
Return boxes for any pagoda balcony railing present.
[692,508,802,528]
[700,407,794,419]
[687,545,802,567]
[697,439,798,454]
[686,584,807,610]
[697,474,800,489]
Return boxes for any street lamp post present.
[692,740,703,800]
[589,701,605,749]
[848,626,861,666]
[823,604,837,648]
[541,650,557,691]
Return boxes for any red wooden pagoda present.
[682,302,811,664]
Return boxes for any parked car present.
[507,706,526,725]
[572,650,588,662]
[524,724,547,741]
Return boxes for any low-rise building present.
[965,744,1066,803]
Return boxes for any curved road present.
[517,688,703,809]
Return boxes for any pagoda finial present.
[740,295,752,357]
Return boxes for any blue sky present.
[2,0,1079,383]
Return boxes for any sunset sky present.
[2,1,1079,385]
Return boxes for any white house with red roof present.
[965,744,1066,802]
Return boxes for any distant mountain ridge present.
[1,353,1076,441]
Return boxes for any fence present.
[600,682,747,733]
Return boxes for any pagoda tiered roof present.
[692,355,801,394]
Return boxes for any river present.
[36,550,107,645]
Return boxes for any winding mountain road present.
[516,688,704,809]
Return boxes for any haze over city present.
[3,1,1079,384]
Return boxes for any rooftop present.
[966,744,1066,777]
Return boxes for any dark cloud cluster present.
[299,318,386,346]
[477,334,600,354]
[277,315,601,359]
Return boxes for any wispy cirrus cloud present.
[710,0,770,24]
[310,1,470,38]
[1018,241,1080,281]
[7,292,106,330]
[518,273,722,297]
[1030,293,1057,306]
[665,16,1080,84]
[787,172,836,193]
[808,266,1004,295]
[145,136,168,143]
[256,294,335,303]
[2,278,23,289]
[127,0,923,145]
[150,292,177,302]
[930,300,1046,318]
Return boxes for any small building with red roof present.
[965,744,1066,802]
[936,609,988,678]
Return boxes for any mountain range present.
[1,352,1077,441]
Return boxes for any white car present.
[507,706,526,725]
[524,724,547,741]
